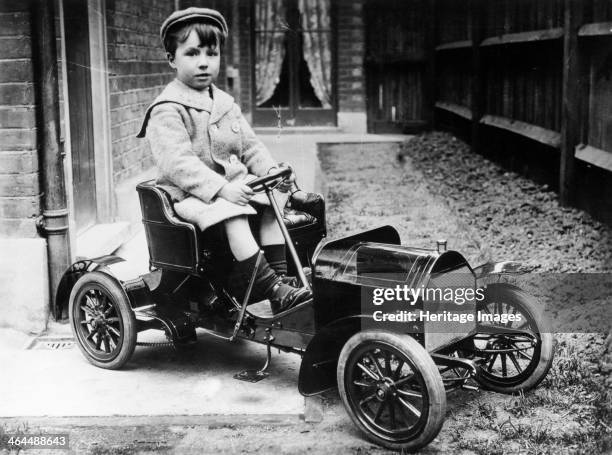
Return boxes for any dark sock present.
[227,252,258,302]
[262,244,287,276]
[228,251,280,302]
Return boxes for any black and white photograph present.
[0,0,611,453]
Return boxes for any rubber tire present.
[69,271,137,370]
[474,283,554,394]
[337,330,447,452]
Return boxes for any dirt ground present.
[2,133,610,454]
[398,133,612,274]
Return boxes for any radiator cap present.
[436,239,447,253]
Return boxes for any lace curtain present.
[298,0,332,109]
[255,0,287,106]
[255,0,332,109]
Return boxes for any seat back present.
[136,180,200,274]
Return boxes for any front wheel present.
[470,283,554,393]
[337,331,446,452]
[69,271,137,369]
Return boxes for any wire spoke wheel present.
[477,300,538,385]
[350,346,426,436]
[69,272,137,370]
[77,290,121,356]
[469,284,554,393]
[338,331,446,451]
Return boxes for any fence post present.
[426,0,437,130]
[470,0,484,154]
[560,0,583,205]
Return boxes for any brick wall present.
[336,0,366,113]
[0,1,40,238]
[106,0,175,184]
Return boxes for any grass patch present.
[88,442,172,455]
[455,339,611,454]
[544,342,596,390]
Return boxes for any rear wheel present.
[470,283,554,393]
[69,271,137,369]
[337,331,446,451]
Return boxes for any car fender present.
[298,315,369,396]
[54,255,128,319]
[473,261,523,288]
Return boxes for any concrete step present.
[75,221,131,260]
[254,126,341,135]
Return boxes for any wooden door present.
[64,0,97,232]
[364,0,430,133]
[252,0,336,127]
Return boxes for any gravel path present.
[318,142,487,264]
[398,132,612,273]
[319,134,612,274]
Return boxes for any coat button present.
[231,122,240,133]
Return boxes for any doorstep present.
[72,168,156,260]
[74,221,131,260]
[254,126,341,135]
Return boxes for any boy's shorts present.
[173,187,289,232]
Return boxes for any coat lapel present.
[156,78,214,110]
[137,79,217,138]
[209,84,235,124]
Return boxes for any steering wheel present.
[247,167,292,193]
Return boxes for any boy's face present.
[168,29,220,91]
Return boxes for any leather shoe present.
[269,281,312,314]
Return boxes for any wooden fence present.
[432,0,612,208]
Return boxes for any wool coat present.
[138,79,285,230]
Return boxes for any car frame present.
[56,168,554,451]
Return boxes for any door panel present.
[64,0,97,232]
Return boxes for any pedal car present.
[56,168,554,451]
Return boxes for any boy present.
[137,7,311,313]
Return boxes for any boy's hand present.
[269,164,296,193]
[218,182,255,205]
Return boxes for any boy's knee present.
[225,215,248,224]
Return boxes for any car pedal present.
[462,383,479,391]
[233,328,273,382]
[233,369,269,382]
